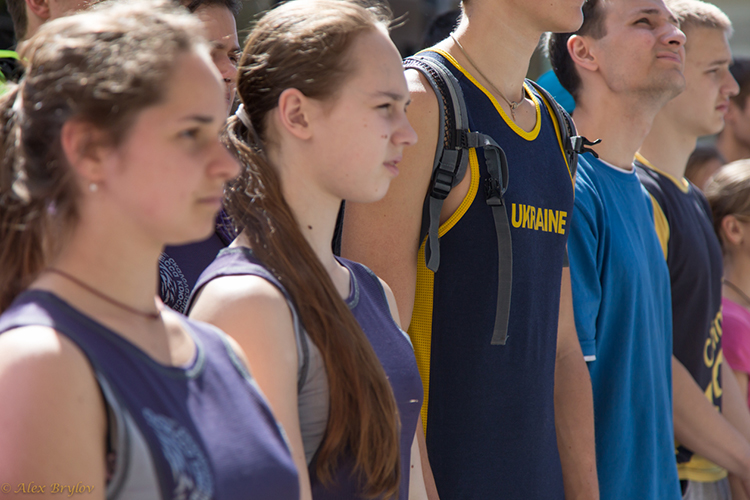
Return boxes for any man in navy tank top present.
[341,1,598,498]
[548,0,686,498]
[637,3,750,498]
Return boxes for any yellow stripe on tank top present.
[409,148,480,431]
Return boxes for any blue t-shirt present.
[568,153,680,500]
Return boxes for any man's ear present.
[567,35,599,73]
[60,119,113,184]
[276,88,313,141]
[25,0,51,22]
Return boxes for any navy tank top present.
[191,247,423,499]
[0,290,299,500]
[408,50,574,499]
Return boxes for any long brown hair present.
[223,0,401,497]
[0,0,206,311]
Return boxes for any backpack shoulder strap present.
[404,52,513,345]
[526,78,602,176]
[526,79,579,178]
[404,53,470,273]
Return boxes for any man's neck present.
[716,130,750,164]
[638,113,695,180]
[441,6,542,104]
[573,90,671,171]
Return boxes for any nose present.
[214,53,238,87]
[664,23,686,48]
[210,140,241,181]
[393,110,418,147]
[725,72,740,99]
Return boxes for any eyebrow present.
[373,90,409,102]
[635,8,678,25]
[180,115,214,124]
[708,58,732,67]
[212,38,241,52]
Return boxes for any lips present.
[198,193,224,208]
[656,52,682,65]
[384,159,400,176]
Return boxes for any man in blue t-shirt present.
[547,0,685,498]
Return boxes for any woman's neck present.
[37,214,163,316]
[724,255,750,307]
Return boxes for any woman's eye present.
[180,128,200,140]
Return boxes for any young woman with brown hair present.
[0,1,298,497]
[707,161,750,409]
[187,1,428,498]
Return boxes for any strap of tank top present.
[187,247,310,393]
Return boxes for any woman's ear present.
[59,119,113,185]
[721,214,745,248]
[567,34,599,73]
[276,88,313,140]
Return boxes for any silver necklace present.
[450,34,523,121]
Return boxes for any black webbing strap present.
[471,132,512,345]
[404,55,470,272]
[405,53,513,345]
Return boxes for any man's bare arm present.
[555,267,599,500]
[341,70,438,328]
[673,356,750,495]
[721,361,750,500]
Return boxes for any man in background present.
[636,2,750,499]
[717,58,750,163]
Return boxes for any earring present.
[89,183,98,193]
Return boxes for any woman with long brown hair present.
[188,1,428,498]
[0,1,299,497]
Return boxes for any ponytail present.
[0,85,45,311]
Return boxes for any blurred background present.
[1,0,748,79]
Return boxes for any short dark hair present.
[180,0,241,16]
[546,0,608,102]
[421,8,460,49]
[6,0,27,40]
[730,58,750,110]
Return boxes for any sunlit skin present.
[658,27,739,138]
[588,0,686,99]
[272,26,418,209]
[195,4,240,112]
[92,49,240,247]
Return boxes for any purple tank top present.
[0,290,299,500]
[191,248,424,499]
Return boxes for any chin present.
[545,10,584,33]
